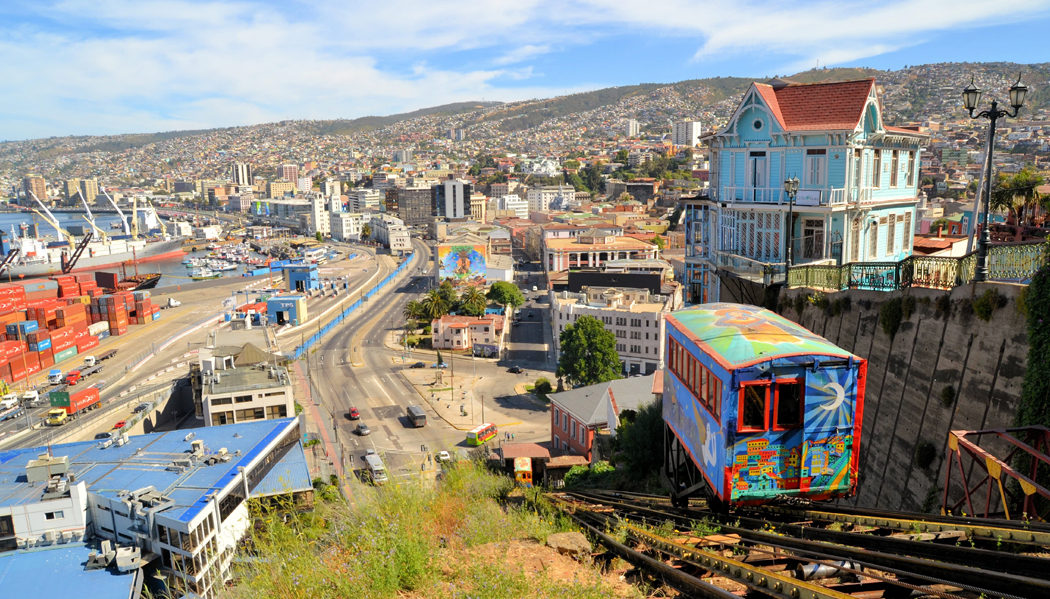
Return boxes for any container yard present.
[0,273,162,386]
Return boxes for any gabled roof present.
[752,78,877,132]
[549,374,657,426]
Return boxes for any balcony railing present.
[717,186,875,206]
[787,242,1047,292]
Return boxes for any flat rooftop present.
[0,418,308,524]
[204,365,290,396]
[0,542,138,599]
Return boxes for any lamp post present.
[783,177,800,283]
[962,74,1028,282]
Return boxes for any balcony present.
[717,186,874,206]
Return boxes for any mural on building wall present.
[438,244,487,284]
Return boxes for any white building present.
[309,196,330,237]
[297,176,313,193]
[520,157,561,177]
[348,189,383,212]
[526,185,574,213]
[498,194,529,219]
[0,417,312,599]
[197,358,295,427]
[672,121,702,147]
[437,179,470,220]
[550,285,680,376]
[330,212,364,242]
[323,179,341,199]
[370,214,411,254]
[626,118,640,137]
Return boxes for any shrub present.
[915,440,937,470]
[564,461,616,488]
[534,377,552,398]
[935,294,952,319]
[901,295,916,320]
[940,385,956,408]
[880,297,903,338]
[972,288,1007,321]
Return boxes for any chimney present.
[937,225,944,238]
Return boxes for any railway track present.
[550,490,1050,598]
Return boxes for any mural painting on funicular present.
[663,303,866,505]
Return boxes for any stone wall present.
[775,282,1028,512]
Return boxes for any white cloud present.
[2,0,1049,139]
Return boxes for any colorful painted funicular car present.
[663,303,866,509]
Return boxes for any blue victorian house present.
[683,78,928,303]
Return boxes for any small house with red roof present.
[684,78,927,303]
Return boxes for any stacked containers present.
[50,325,78,364]
[0,340,28,382]
[131,290,156,325]
[75,326,98,353]
[52,275,79,299]
[13,279,59,302]
[6,320,39,341]
[0,284,27,316]
[56,303,88,329]
[98,294,129,336]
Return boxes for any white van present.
[363,452,388,485]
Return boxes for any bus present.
[363,453,388,485]
[406,405,426,428]
[466,422,497,446]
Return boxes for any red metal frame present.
[942,427,1050,521]
[737,381,769,433]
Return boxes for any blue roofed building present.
[683,78,928,303]
[0,417,312,598]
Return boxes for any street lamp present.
[783,176,800,281]
[962,74,1028,282]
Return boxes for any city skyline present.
[3,0,1050,141]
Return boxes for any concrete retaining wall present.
[774,282,1028,512]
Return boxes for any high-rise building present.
[79,178,98,204]
[526,185,575,213]
[626,119,640,137]
[278,163,299,183]
[387,187,432,226]
[470,193,488,222]
[672,121,702,147]
[297,176,313,193]
[232,162,254,186]
[64,179,81,201]
[432,178,471,220]
[310,196,330,237]
[267,180,296,199]
[393,149,414,162]
[323,179,341,199]
[22,174,46,204]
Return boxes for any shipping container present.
[53,345,78,364]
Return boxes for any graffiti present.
[438,244,487,283]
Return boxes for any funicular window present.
[739,383,769,432]
[773,380,803,429]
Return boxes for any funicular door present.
[798,367,856,497]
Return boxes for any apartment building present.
[330,212,364,242]
[549,374,657,460]
[266,180,295,199]
[386,186,432,226]
[526,185,574,213]
[309,196,330,237]
[544,229,658,274]
[672,121,702,147]
[550,284,679,376]
[370,214,411,254]
[431,313,507,357]
[498,194,529,219]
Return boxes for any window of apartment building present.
[904,211,912,245]
[616,343,625,352]
[553,437,559,450]
[887,215,897,255]
[630,331,641,339]
[909,151,917,186]
[873,150,882,187]
[853,149,863,188]
[45,510,64,520]
[571,420,577,439]
[554,408,560,427]
[234,395,252,403]
[805,149,826,186]
[210,396,232,406]
[266,405,287,419]
[890,150,900,187]
[563,415,568,432]
[235,408,266,422]
[869,221,879,258]
[211,411,233,426]
[630,318,641,327]
[579,426,586,444]
[615,329,625,338]
[630,345,641,353]
[615,317,626,326]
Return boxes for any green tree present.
[486,281,524,309]
[651,235,665,251]
[361,223,371,240]
[420,288,452,320]
[581,164,604,193]
[614,398,664,479]
[563,159,580,170]
[556,315,621,387]
[403,299,425,323]
[315,231,323,242]
[437,280,457,306]
[615,149,629,164]
[457,286,487,316]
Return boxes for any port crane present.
[28,190,94,273]
[99,186,131,237]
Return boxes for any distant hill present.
[307,101,505,135]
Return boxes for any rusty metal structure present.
[942,426,1050,520]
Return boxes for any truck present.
[46,387,101,426]
[21,390,41,407]
[64,370,82,385]
[83,350,118,368]
[0,400,23,422]
[66,364,104,385]
[362,452,388,485]
[47,369,63,384]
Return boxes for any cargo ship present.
[5,235,185,278]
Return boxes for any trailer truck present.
[46,387,101,426]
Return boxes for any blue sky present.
[3,0,1050,141]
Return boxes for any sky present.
[3,0,1050,141]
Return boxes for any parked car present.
[355,423,372,436]
[409,362,426,368]
[508,366,524,374]
[133,403,150,414]
[113,420,127,430]
[347,406,360,420]
[431,362,448,369]
[94,432,112,440]
[436,450,451,463]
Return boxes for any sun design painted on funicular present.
[729,367,857,501]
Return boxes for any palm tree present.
[403,300,424,325]
[420,288,451,321]
[991,168,1045,226]
[459,286,487,316]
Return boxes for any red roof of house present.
[754,78,876,132]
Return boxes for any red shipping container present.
[23,352,40,377]
[39,350,54,370]
[7,359,25,382]
[25,289,58,301]
[109,325,128,336]
[65,387,100,414]
[73,327,90,341]
[0,285,27,302]
[77,336,99,352]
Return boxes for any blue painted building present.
[684,78,928,303]
[281,264,320,292]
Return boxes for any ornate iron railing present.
[787,241,1047,292]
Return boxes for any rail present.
[788,241,1047,292]
[550,490,1050,599]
